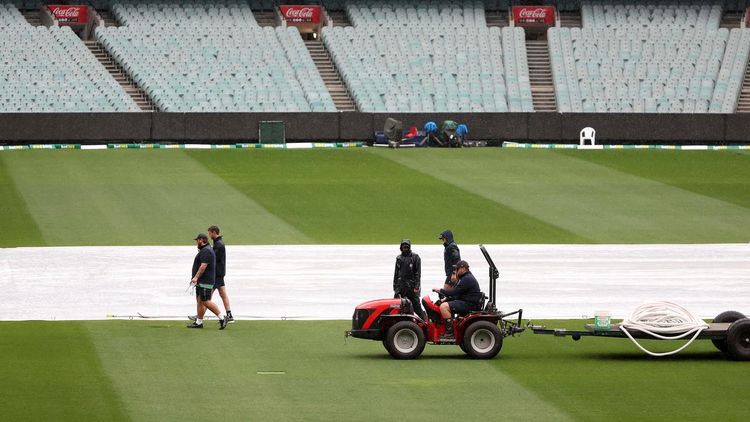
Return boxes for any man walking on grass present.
[190,226,234,323]
[187,233,227,330]
[208,225,234,323]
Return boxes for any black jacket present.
[393,250,421,294]
[441,230,461,281]
[212,236,226,279]
[440,271,482,306]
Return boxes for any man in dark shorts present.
[432,260,481,339]
[209,225,234,323]
[393,239,426,320]
[187,233,227,330]
[190,225,234,323]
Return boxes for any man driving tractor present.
[432,260,482,339]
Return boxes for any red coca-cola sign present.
[512,5,555,27]
[48,5,88,24]
[279,5,320,24]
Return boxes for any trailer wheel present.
[726,318,750,361]
[462,321,503,359]
[385,321,426,359]
[712,311,746,353]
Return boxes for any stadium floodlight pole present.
[479,245,499,313]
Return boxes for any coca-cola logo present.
[285,7,314,18]
[519,8,548,18]
[513,5,555,26]
[279,5,320,24]
[48,5,87,23]
[51,7,80,17]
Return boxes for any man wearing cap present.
[187,233,227,330]
[189,225,234,324]
[439,229,461,288]
[432,260,482,339]
[393,239,426,320]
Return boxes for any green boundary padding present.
[1,142,365,151]
[502,142,750,150]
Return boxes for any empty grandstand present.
[550,1,750,113]
[0,4,140,112]
[96,1,335,112]
[323,1,534,112]
[4,0,750,143]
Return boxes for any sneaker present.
[227,315,235,324]
[187,322,203,329]
[188,315,197,322]
[219,317,228,330]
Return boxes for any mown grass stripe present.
[556,149,750,211]
[188,149,587,244]
[375,148,750,243]
[1,149,309,246]
[0,322,128,421]
[0,155,45,247]
[85,320,570,421]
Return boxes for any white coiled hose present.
[619,301,710,357]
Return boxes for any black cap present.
[456,260,469,269]
[194,233,209,241]
[400,239,411,248]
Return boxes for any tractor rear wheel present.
[382,339,391,354]
[462,321,503,359]
[726,318,750,361]
[385,321,426,359]
[712,311,746,353]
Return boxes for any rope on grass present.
[620,301,709,357]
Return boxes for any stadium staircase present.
[96,9,120,27]
[254,11,277,27]
[84,40,155,111]
[485,10,508,28]
[20,9,40,26]
[720,12,742,29]
[559,11,581,28]
[737,60,750,112]
[305,39,356,111]
[526,39,557,112]
[327,10,351,27]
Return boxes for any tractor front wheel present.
[462,321,503,359]
[385,321,426,359]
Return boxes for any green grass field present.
[1,148,749,246]
[1,148,749,421]
[2,320,746,421]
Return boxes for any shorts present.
[214,277,225,289]
[196,286,213,302]
[448,300,476,316]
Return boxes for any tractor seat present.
[478,293,486,312]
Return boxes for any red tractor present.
[345,245,524,359]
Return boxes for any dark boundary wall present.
[1,112,749,144]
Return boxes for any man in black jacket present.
[208,225,233,323]
[189,225,234,324]
[393,240,426,320]
[432,260,482,338]
[439,229,461,288]
[187,233,227,330]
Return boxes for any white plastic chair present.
[580,127,596,146]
